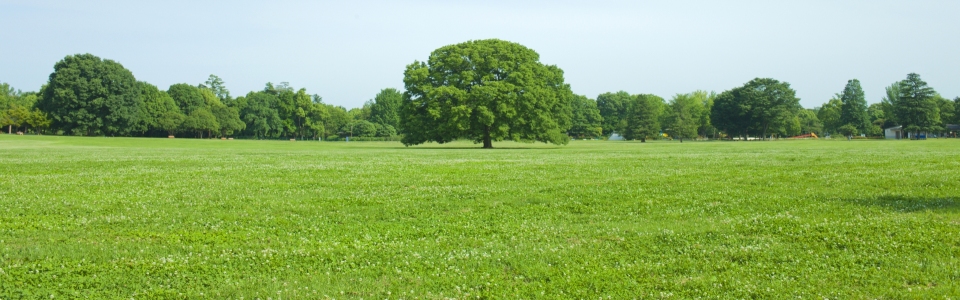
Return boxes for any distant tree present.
[272,85,297,136]
[345,120,377,137]
[711,90,749,139]
[400,39,573,148]
[880,83,899,127]
[37,53,143,136]
[158,110,185,137]
[867,102,888,131]
[204,74,231,102]
[622,94,664,142]
[291,88,313,139]
[182,109,219,138]
[168,83,206,115]
[712,78,800,140]
[692,90,717,138]
[138,82,180,135]
[837,124,859,140]
[304,102,328,139]
[211,105,245,137]
[1,105,30,134]
[778,112,803,137]
[797,109,822,135]
[323,105,351,138]
[0,83,16,108]
[867,103,884,122]
[567,95,603,139]
[955,97,960,124]
[241,92,283,138]
[895,73,941,136]
[746,78,801,140]
[369,88,403,129]
[933,95,955,130]
[596,91,632,137]
[663,93,704,142]
[817,97,843,135]
[0,110,6,134]
[26,109,52,134]
[375,123,397,137]
[839,79,870,133]
[349,100,373,122]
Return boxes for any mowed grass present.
[0,135,958,299]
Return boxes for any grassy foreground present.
[0,135,958,299]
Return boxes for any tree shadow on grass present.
[845,195,960,213]
[397,146,560,150]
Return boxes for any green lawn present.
[1,135,958,298]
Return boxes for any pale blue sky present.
[1,0,958,108]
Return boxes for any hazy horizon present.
[2,0,958,109]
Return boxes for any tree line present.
[0,54,405,140]
[3,42,958,145]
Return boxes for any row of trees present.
[4,42,957,145]
[815,74,958,138]
[0,83,50,134]
[595,91,718,142]
[3,53,408,140]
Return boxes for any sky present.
[1,0,958,109]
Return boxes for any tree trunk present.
[640,137,646,143]
[482,127,493,148]
[679,137,683,143]
[7,125,10,134]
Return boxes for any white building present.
[885,124,960,139]
[884,126,905,139]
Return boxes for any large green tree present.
[400,39,573,148]
[895,73,941,136]
[711,90,750,139]
[369,88,403,129]
[711,78,801,140]
[744,78,801,140]
[622,94,664,142]
[567,95,603,139]
[839,79,870,133]
[596,91,633,137]
[37,54,143,136]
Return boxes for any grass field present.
[1,135,958,299]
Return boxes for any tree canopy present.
[399,39,573,148]
[37,54,143,136]
[711,78,801,140]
